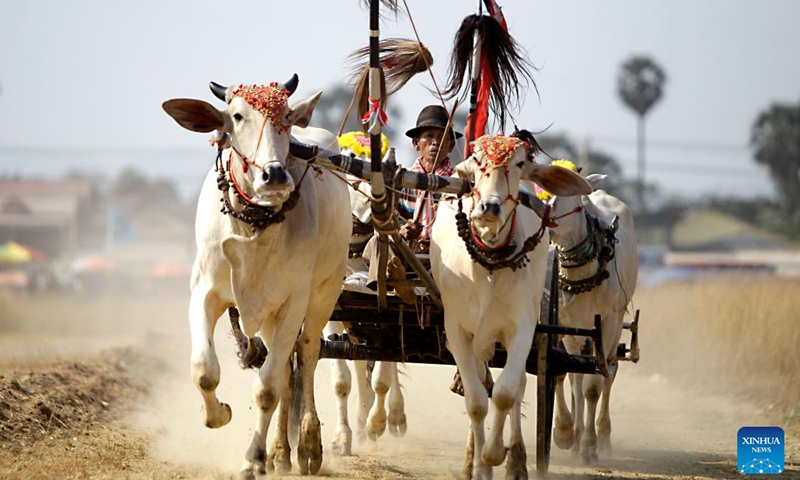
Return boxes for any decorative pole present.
[464,0,484,158]
[366,0,391,308]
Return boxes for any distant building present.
[0,178,99,261]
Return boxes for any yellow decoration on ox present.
[534,159,577,201]
[337,131,390,159]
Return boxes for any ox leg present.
[240,321,298,480]
[387,363,407,437]
[448,326,491,480]
[188,285,232,429]
[562,335,588,458]
[295,326,324,475]
[596,360,618,456]
[297,270,345,475]
[267,359,293,473]
[325,322,353,456]
[571,373,586,458]
[579,374,602,465]
[483,329,533,470]
[553,374,575,450]
[505,373,528,480]
[353,360,375,444]
[367,361,391,440]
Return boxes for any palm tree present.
[617,56,667,211]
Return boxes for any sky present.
[1,0,799,202]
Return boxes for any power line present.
[590,136,750,154]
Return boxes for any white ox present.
[162,75,351,478]
[430,134,591,480]
[326,134,407,455]
[546,173,638,464]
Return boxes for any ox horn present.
[209,82,228,101]
[283,74,299,96]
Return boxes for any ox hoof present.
[298,415,323,475]
[237,470,256,480]
[481,445,507,467]
[553,426,575,450]
[505,442,527,480]
[388,412,407,437]
[356,428,370,444]
[505,468,529,480]
[297,450,323,476]
[368,413,387,439]
[580,452,599,465]
[330,429,353,456]
[237,464,264,480]
[266,445,292,474]
[597,439,613,457]
[203,402,232,429]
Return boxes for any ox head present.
[457,135,592,242]
[162,74,323,208]
[536,162,606,242]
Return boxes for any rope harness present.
[556,211,619,294]
[455,198,550,272]
[214,140,314,232]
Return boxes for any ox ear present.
[585,173,606,190]
[288,91,323,129]
[163,99,226,133]
[524,164,593,197]
[456,158,476,182]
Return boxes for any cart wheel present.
[535,331,556,477]
[536,254,559,475]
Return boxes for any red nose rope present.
[214,143,314,232]
[455,196,550,273]
[547,205,584,228]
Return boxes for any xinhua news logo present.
[738,426,784,474]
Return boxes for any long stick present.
[368,0,391,308]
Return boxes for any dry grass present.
[635,274,800,431]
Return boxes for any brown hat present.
[405,105,463,139]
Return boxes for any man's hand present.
[399,220,422,243]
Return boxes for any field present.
[0,274,798,479]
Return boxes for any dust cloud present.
[2,276,798,478]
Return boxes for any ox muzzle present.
[251,162,295,207]
[470,199,507,237]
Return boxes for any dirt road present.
[1,289,798,479]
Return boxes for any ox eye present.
[516,161,524,168]
[233,113,244,122]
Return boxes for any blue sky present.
[1,0,799,201]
